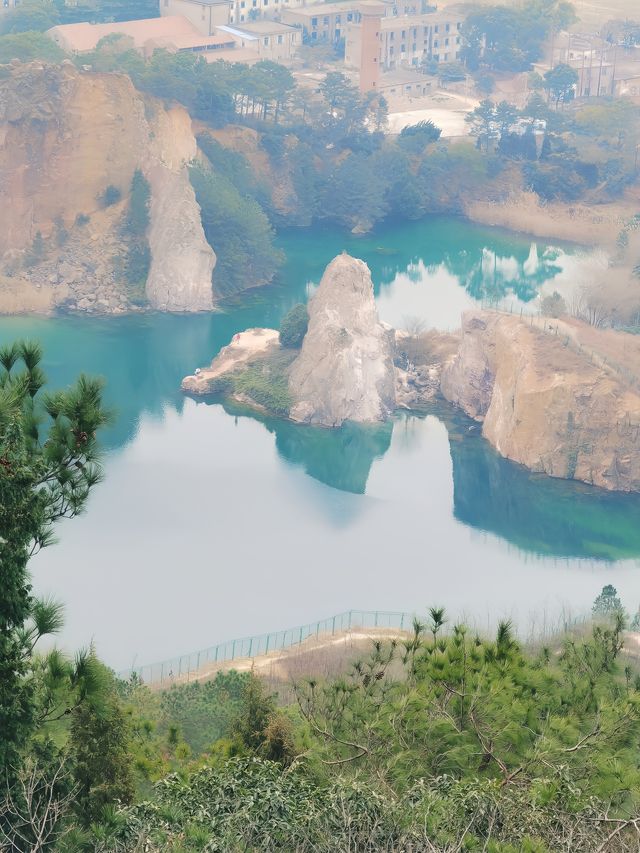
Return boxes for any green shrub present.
[279,303,309,349]
[75,212,90,226]
[24,231,45,267]
[99,185,122,207]
[126,169,151,237]
[54,215,69,247]
[234,365,291,416]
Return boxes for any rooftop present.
[281,1,364,18]
[224,20,299,34]
[379,68,429,85]
[48,15,232,53]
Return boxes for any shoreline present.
[0,197,633,318]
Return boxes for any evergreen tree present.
[70,696,134,826]
[0,341,110,779]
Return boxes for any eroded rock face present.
[0,61,214,314]
[145,106,215,312]
[441,311,640,492]
[288,253,396,426]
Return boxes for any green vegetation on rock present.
[279,303,309,349]
[189,162,284,296]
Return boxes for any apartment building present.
[345,8,464,71]
[280,0,422,44]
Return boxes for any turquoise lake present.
[1,216,637,671]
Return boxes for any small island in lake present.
[182,253,640,494]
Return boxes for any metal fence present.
[119,609,415,687]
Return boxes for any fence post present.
[231,639,236,660]
[197,652,201,672]
[375,612,379,627]
[248,637,253,657]
[348,610,352,629]
[214,644,219,662]
[161,662,164,685]
[299,626,303,644]
[332,615,336,635]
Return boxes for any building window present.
[278,34,283,43]
[264,36,269,44]
[240,1,245,7]
[389,31,394,40]
[456,36,460,44]
[347,12,352,20]
[311,30,317,39]
[445,37,449,45]
[389,45,394,55]
[457,21,461,29]
[445,22,450,31]
[264,0,268,5]
[434,24,438,32]
[335,14,340,23]
[412,41,416,51]
[400,43,405,52]
[311,16,317,24]
[433,38,438,46]
[401,29,405,37]
[444,52,449,60]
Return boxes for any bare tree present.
[0,757,75,852]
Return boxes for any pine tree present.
[0,341,110,779]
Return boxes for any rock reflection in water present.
[446,410,640,561]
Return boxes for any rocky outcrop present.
[146,107,214,312]
[0,61,214,314]
[181,328,280,394]
[288,253,396,426]
[441,311,640,492]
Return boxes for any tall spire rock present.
[288,253,396,426]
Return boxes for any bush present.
[279,304,309,349]
[126,169,150,237]
[54,215,68,247]
[541,291,567,318]
[75,213,90,226]
[24,231,45,268]
[99,185,122,207]
[234,365,291,417]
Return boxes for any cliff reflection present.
[447,413,640,561]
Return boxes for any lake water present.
[1,216,637,672]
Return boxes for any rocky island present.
[182,253,640,493]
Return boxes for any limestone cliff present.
[0,61,214,313]
[441,311,640,492]
[288,253,396,426]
